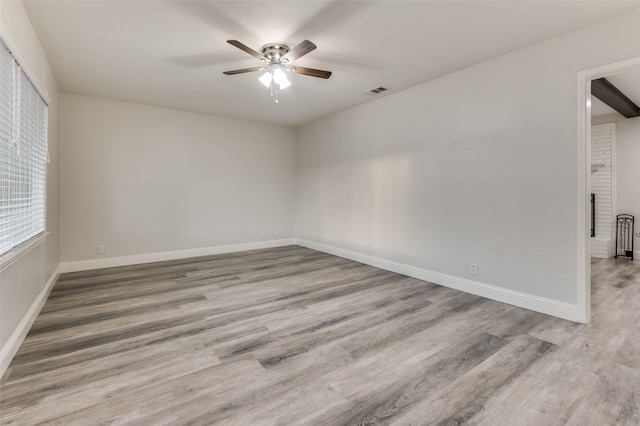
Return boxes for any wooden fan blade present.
[283,40,316,62]
[223,67,263,75]
[291,66,332,79]
[227,40,266,60]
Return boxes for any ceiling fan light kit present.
[223,40,332,103]
[258,64,291,103]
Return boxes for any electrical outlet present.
[470,263,478,275]
[96,244,105,255]
[274,229,280,237]
[261,230,266,238]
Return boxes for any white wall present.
[296,10,640,309]
[60,94,295,263]
[616,116,640,257]
[0,1,60,368]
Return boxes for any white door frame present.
[576,55,640,324]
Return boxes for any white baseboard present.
[0,265,60,379]
[60,238,297,273]
[296,238,579,322]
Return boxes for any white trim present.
[577,56,640,324]
[0,264,60,379]
[576,74,590,324]
[60,239,296,273]
[296,239,578,322]
[0,231,49,272]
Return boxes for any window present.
[0,38,48,257]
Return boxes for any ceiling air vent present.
[368,86,389,95]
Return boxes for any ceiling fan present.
[223,40,332,102]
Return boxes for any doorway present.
[577,56,640,323]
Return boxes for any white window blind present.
[0,38,48,257]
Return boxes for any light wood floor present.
[1,246,639,425]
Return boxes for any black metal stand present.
[615,214,634,260]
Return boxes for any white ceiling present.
[591,96,618,117]
[23,0,640,127]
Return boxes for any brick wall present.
[591,123,614,258]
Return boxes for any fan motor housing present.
[261,43,290,63]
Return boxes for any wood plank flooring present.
[1,246,639,425]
